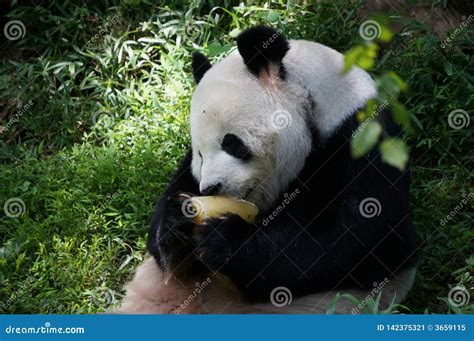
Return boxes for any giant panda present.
[118,26,419,314]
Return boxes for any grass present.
[0,0,472,314]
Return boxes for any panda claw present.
[194,215,253,271]
[177,193,192,199]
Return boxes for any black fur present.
[146,152,201,275]
[236,25,289,78]
[191,52,212,84]
[201,183,222,196]
[221,133,253,161]
[147,109,419,302]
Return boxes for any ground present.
[0,0,472,314]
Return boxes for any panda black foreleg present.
[146,150,201,276]
[194,215,322,300]
[194,214,255,272]
[194,213,382,302]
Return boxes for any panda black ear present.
[192,52,212,84]
[236,25,289,79]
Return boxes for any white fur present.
[190,40,376,210]
[285,40,377,136]
[118,257,416,314]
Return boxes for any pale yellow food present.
[189,196,258,224]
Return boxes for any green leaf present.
[356,98,380,122]
[326,293,364,314]
[370,14,393,43]
[444,62,454,76]
[206,42,233,57]
[387,72,408,91]
[366,98,381,118]
[351,121,382,158]
[326,293,341,314]
[380,138,409,171]
[391,101,411,130]
[344,46,363,73]
[372,292,382,314]
[378,23,393,43]
[229,28,241,38]
[343,43,378,73]
[467,255,474,266]
[376,72,407,100]
[265,10,280,22]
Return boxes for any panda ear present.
[237,25,289,79]
[192,52,212,84]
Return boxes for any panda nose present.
[200,183,222,196]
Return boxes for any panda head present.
[189,26,312,211]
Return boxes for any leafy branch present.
[344,16,411,171]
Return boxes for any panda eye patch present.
[221,133,252,161]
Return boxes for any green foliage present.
[0,0,472,314]
[439,256,474,314]
[343,43,379,73]
[344,20,412,170]
[379,138,409,171]
[351,121,382,158]
[326,292,405,314]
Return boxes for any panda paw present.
[156,192,197,271]
[194,214,252,271]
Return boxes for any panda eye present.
[221,133,252,161]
